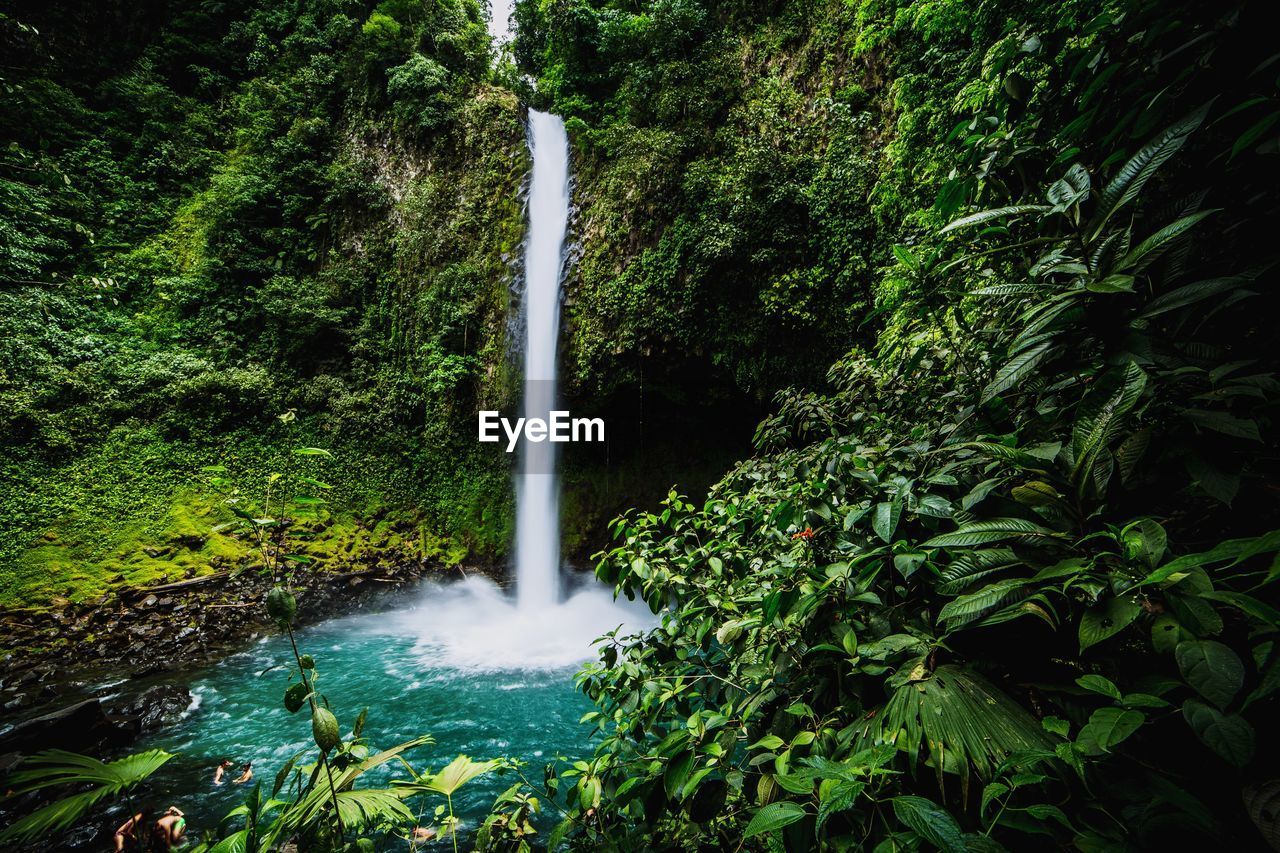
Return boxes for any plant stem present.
[286,624,345,843]
[448,792,458,853]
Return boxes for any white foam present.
[181,690,204,718]
[371,577,654,672]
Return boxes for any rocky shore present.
[0,557,497,760]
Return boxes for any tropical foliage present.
[0,0,524,604]
[515,0,1280,849]
[3,0,1279,850]
[0,749,174,845]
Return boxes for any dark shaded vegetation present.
[511,0,1280,849]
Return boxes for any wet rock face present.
[0,698,134,755]
[119,684,192,732]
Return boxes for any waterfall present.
[514,111,571,609]
[488,0,573,609]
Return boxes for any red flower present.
[792,527,815,541]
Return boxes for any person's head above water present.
[220,759,234,768]
[242,762,252,770]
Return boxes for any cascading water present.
[515,111,571,609]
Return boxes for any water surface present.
[137,577,650,847]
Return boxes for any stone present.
[117,684,192,732]
[0,698,133,754]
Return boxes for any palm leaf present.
[278,736,431,833]
[0,789,108,844]
[421,755,501,796]
[856,665,1053,795]
[0,749,174,844]
[333,789,415,829]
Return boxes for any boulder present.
[117,684,192,731]
[0,698,133,754]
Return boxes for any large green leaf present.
[282,736,432,833]
[332,789,415,830]
[663,751,694,801]
[1139,276,1248,318]
[1140,530,1280,585]
[1077,707,1144,755]
[872,499,902,543]
[940,204,1050,234]
[1183,699,1255,767]
[1070,362,1146,490]
[962,442,1057,470]
[424,755,501,796]
[1093,104,1209,232]
[922,518,1059,548]
[891,796,967,853]
[1079,596,1141,651]
[1183,409,1262,442]
[1244,782,1280,850]
[1204,591,1280,630]
[859,665,1051,787]
[0,749,175,844]
[209,829,251,853]
[982,341,1054,402]
[1141,525,1280,584]
[816,780,865,834]
[938,578,1034,630]
[1176,640,1244,709]
[936,549,1021,595]
[1116,210,1217,272]
[742,801,807,837]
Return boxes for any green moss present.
[0,419,516,606]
